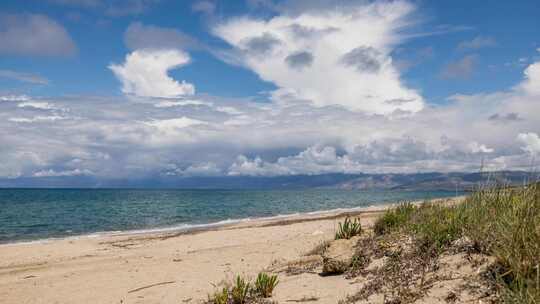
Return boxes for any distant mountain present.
[0,171,536,190]
[0,173,361,189]
[331,171,536,191]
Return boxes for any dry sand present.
[0,198,464,304]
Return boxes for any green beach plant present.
[231,275,250,304]
[407,203,463,251]
[254,272,279,297]
[209,287,229,304]
[207,273,280,304]
[335,216,362,240]
[373,202,416,235]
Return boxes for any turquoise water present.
[0,189,461,243]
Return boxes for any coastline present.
[0,196,465,304]
[0,195,465,247]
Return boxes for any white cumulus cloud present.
[109,49,195,98]
[468,141,494,154]
[519,61,540,95]
[212,0,424,114]
[518,133,540,155]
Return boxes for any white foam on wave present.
[106,217,253,237]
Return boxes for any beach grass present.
[210,288,230,304]
[231,276,250,304]
[208,273,279,304]
[254,273,279,298]
[372,182,540,303]
[373,202,416,236]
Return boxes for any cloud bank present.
[2,49,539,178]
[2,1,540,180]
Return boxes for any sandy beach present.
[0,199,463,304]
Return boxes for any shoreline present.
[0,195,465,247]
[0,195,466,304]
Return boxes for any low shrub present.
[335,216,362,240]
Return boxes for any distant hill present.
[0,171,536,190]
[330,171,536,191]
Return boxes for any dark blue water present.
[0,189,461,243]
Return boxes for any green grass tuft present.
[335,216,362,240]
[407,203,463,251]
[231,276,250,304]
[209,287,229,304]
[207,273,280,304]
[254,272,279,298]
[373,202,416,235]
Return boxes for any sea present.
[0,189,462,244]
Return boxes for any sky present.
[1,0,540,180]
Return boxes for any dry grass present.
[285,296,319,302]
[340,233,441,304]
[304,240,330,256]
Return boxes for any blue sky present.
[1,0,278,97]
[1,0,540,180]
[2,0,538,100]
